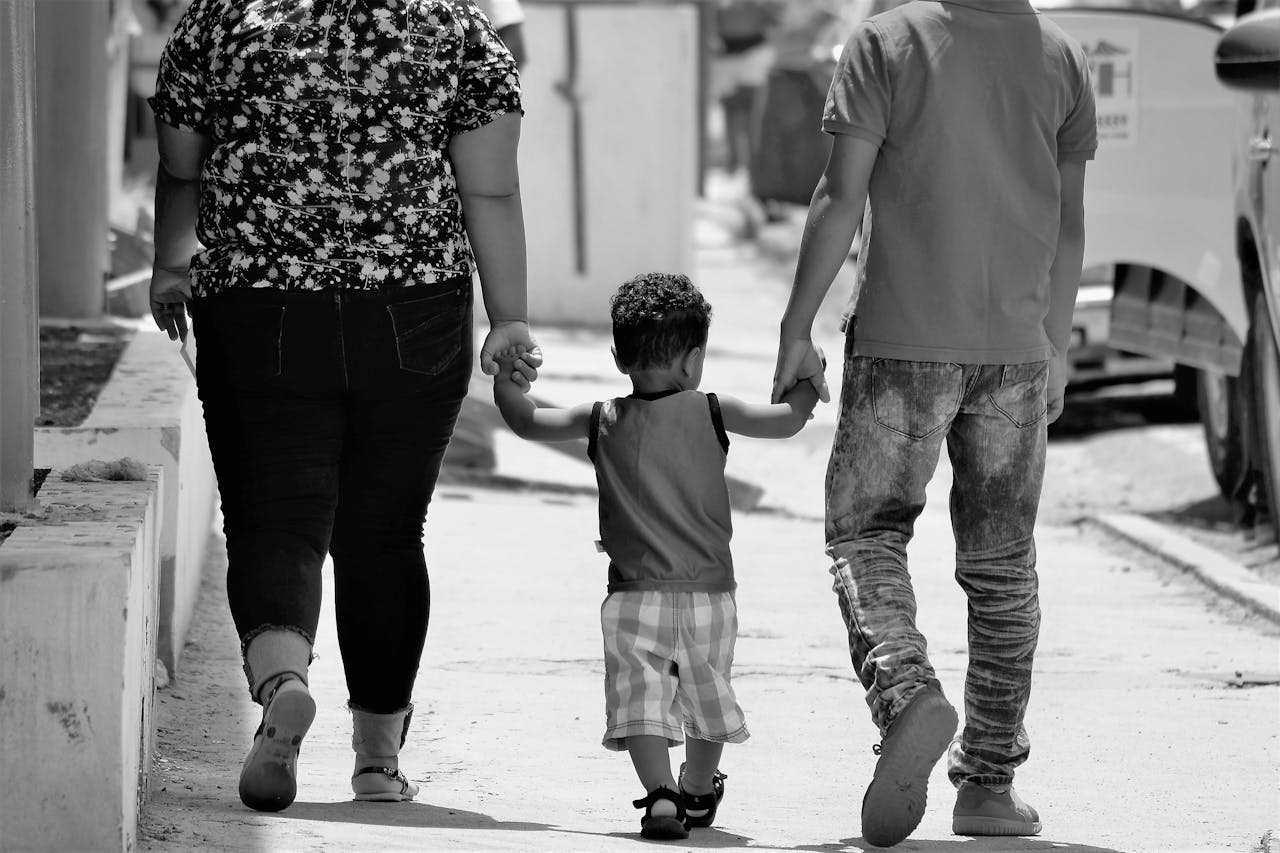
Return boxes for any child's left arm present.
[717,380,821,439]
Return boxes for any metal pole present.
[0,0,39,513]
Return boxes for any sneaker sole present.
[861,690,959,848]
[239,684,316,812]
[953,816,1042,836]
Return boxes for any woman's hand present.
[150,265,193,342]
[481,320,543,390]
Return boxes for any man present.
[771,0,1096,846]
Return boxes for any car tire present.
[1248,290,1280,541]
[1173,364,1200,417]
[1197,366,1244,500]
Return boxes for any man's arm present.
[718,382,820,439]
[492,359,593,442]
[1043,161,1088,424]
[773,133,879,403]
[151,121,212,340]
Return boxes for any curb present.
[1087,512,1280,624]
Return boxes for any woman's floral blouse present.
[150,0,522,295]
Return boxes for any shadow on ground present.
[281,800,552,833]
[796,837,1125,853]
[600,827,760,848]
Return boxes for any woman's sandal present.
[632,786,689,840]
[351,766,419,802]
[678,762,727,828]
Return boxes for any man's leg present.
[946,361,1047,836]
[826,354,964,846]
[827,355,959,725]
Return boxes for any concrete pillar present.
[34,0,111,319]
[0,0,39,513]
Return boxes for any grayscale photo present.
[0,0,1276,850]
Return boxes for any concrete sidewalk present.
[138,237,1279,852]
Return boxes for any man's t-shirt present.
[823,0,1097,364]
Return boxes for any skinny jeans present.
[193,280,471,713]
[825,343,1047,787]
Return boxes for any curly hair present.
[610,272,713,370]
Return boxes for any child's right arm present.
[717,379,821,439]
[492,356,594,443]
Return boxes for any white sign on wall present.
[1081,29,1139,149]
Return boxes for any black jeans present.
[193,281,472,713]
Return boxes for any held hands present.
[772,336,831,405]
[150,265,192,342]
[481,320,543,391]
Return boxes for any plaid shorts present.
[600,590,749,751]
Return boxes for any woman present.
[148,0,540,812]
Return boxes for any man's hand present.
[150,265,192,342]
[773,337,831,404]
[481,320,543,390]
[1047,347,1068,424]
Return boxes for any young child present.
[492,272,820,840]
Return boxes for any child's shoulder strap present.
[704,392,730,453]
[587,400,604,463]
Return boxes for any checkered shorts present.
[600,590,749,751]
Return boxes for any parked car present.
[1214,6,1280,519]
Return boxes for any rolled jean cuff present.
[240,623,316,657]
[952,773,1015,789]
[347,700,414,716]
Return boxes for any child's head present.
[610,273,712,373]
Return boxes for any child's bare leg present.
[627,735,679,818]
[681,737,724,798]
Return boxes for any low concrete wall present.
[0,468,163,851]
[36,329,218,675]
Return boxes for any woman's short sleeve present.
[448,9,523,136]
[148,0,217,134]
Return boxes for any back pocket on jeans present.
[871,359,962,440]
[215,302,286,380]
[990,361,1048,428]
[387,290,466,375]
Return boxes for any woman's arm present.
[151,120,212,340]
[717,383,819,439]
[449,112,541,381]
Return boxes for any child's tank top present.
[589,390,736,593]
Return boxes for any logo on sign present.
[1082,33,1139,148]
[1086,39,1134,98]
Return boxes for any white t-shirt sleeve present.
[473,0,525,29]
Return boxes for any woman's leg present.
[194,290,345,688]
[194,290,346,811]
[327,286,471,714]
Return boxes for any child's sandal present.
[632,786,689,840]
[679,762,727,828]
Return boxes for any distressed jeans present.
[193,280,472,713]
[826,347,1047,787]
